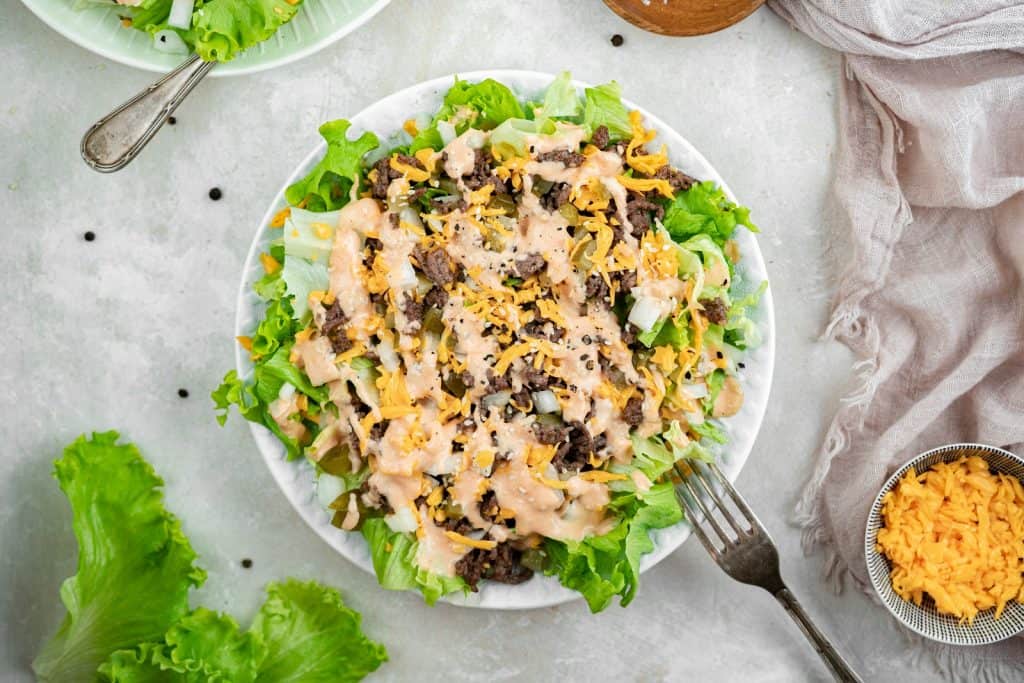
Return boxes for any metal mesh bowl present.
[864,443,1024,645]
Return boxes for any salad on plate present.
[71,0,305,60]
[215,72,766,612]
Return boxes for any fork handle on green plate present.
[775,588,863,683]
[81,54,215,173]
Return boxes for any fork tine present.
[674,463,731,546]
[674,483,722,560]
[704,461,763,530]
[689,462,748,537]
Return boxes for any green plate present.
[19,0,390,77]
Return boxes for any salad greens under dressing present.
[33,432,387,682]
[214,72,766,612]
[72,0,304,62]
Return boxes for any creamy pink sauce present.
[451,470,491,530]
[295,336,340,386]
[298,123,741,577]
[524,123,587,155]
[442,131,483,179]
[269,392,307,442]
[415,509,466,577]
[567,475,611,511]
[442,293,499,392]
[329,199,380,334]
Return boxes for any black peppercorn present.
[178,388,189,398]
[611,34,624,47]
[83,231,96,242]
[209,187,222,200]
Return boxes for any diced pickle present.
[443,373,467,398]
[520,548,547,572]
[532,178,554,196]
[423,308,445,335]
[558,203,580,226]
[318,445,353,476]
[489,193,517,216]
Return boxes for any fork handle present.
[81,54,215,173]
[774,588,863,683]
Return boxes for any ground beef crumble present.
[321,300,352,353]
[702,298,729,325]
[455,543,534,591]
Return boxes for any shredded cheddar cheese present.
[445,531,497,550]
[876,457,1024,623]
[259,252,281,274]
[269,207,291,228]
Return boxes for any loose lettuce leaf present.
[191,0,304,62]
[33,432,207,683]
[250,579,387,682]
[663,181,758,246]
[101,581,386,682]
[582,81,632,141]
[361,519,467,605]
[285,120,380,212]
[540,71,582,119]
[100,609,263,683]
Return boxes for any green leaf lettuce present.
[32,432,207,682]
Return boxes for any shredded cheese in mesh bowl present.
[865,444,1024,645]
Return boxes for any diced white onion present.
[680,382,709,400]
[464,129,487,149]
[425,454,461,476]
[684,410,705,426]
[278,382,296,400]
[437,120,457,145]
[385,505,418,533]
[399,206,423,230]
[167,0,195,29]
[628,296,664,332]
[376,336,400,372]
[152,29,189,54]
[531,390,560,414]
[316,474,345,509]
[395,261,418,290]
[483,390,512,409]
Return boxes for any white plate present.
[235,70,776,609]
[19,0,390,77]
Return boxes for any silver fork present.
[674,460,863,683]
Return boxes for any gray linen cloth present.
[768,1,1024,678]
